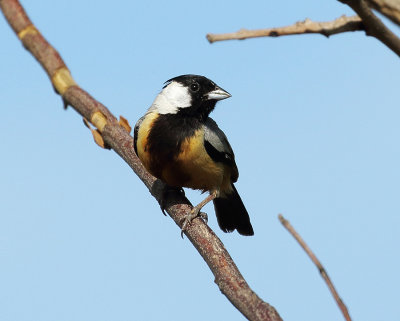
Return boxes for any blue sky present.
[1,1,400,320]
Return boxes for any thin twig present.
[207,15,363,43]
[278,214,351,321]
[0,0,282,320]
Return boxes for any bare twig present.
[278,214,351,321]
[365,0,400,27]
[207,2,400,57]
[0,0,282,320]
[206,15,363,43]
[339,0,400,57]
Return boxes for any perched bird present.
[134,75,254,236]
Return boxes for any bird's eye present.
[190,83,200,92]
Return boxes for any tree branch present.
[339,0,400,56]
[365,0,400,27]
[278,215,351,321]
[206,15,363,43]
[0,0,282,320]
[207,2,400,57]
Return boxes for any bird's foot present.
[159,185,185,215]
[180,207,208,238]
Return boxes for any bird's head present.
[150,74,231,121]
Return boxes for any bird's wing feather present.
[203,118,239,182]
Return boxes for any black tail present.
[213,185,254,236]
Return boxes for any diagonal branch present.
[206,15,364,43]
[0,0,282,320]
[339,0,400,56]
[278,215,352,321]
[365,0,400,27]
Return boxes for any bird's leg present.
[181,190,219,237]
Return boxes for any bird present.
[133,75,254,236]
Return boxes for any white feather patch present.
[149,81,192,114]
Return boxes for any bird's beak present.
[205,87,231,101]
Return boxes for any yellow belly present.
[171,129,227,191]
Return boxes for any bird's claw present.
[180,209,208,238]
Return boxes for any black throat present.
[146,98,217,178]
[176,99,217,123]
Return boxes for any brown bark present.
[365,0,400,26]
[339,0,400,57]
[207,15,364,43]
[207,0,400,57]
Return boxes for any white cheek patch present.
[150,82,192,114]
